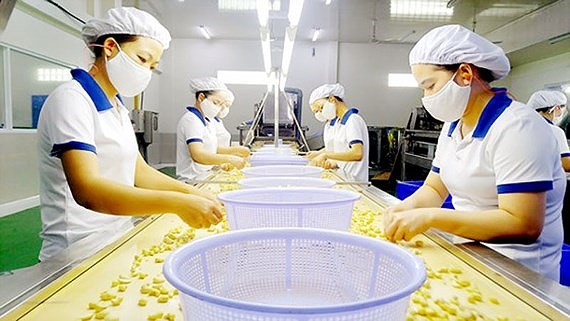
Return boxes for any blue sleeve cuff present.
[348,139,364,147]
[561,152,570,158]
[497,180,553,194]
[431,166,440,173]
[186,138,203,144]
[50,141,96,158]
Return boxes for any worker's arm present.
[561,156,570,172]
[189,142,245,169]
[324,142,363,162]
[384,190,545,244]
[134,153,220,205]
[389,171,449,212]
[217,145,251,158]
[61,150,222,228]
[306,148,325,160]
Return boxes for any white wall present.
[504,52,570,102]
[338,43,423,128]
[157,39,338,138]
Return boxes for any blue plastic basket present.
[396,181,454,209]
[164,228,426,321]
[561,243,570,286]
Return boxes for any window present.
[10,49,72,129]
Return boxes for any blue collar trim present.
[340,108,359,125]
[447,88,511,138]
[186,106,207,126]
[214,117,221,122]
[543,117,554,125]
[71,69,121,112]
[329,117,338,126]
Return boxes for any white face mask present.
[218,107,229,119]
[553,106,567,125]
[201,98,221,119]
[321,101,337,120]
[106,43,152,97]
[314,111,328,122]
[421,72,471,122]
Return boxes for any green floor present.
[0,206,42,272]
[0,167,177,273]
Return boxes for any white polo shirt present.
[322,117,337,152]
[431,90,564,281]
[331,108,369,182]
[212,117,231,148]
[37,69,135,261]
[176,107,218,179]
[544,118,570,158]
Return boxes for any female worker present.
[383,24,564,281]
[176,77,249,180]
[307,83,369,182]
[37,7,222,261]
[528,90,570,172]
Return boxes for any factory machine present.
[401,106,444,181]
[238,87,309,151]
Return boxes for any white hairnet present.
[527,90,568,110]
[189,77,229,93]
[409,24,510,81]
[309,83,345,104]
[222,90,235,105]
[82,7,171,50]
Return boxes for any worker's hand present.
[177,194,223,229]
[323,159,338,170]
[226,155,246,170]
[383,208,432,242]
[220,163,234,171]
[306,150,321,160]
[309,154,327,168]
[232,146,251,158]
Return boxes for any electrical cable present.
[44,0,85,24]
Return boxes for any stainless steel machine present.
[131,109,158,161]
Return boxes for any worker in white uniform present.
[383,24,565,281]
[528,90,570,172]
[37,8,222,261]
[212,90,234,147]
[176,77,249,180]
[307,83,369,182]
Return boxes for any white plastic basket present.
[238,177,336,189]
[218,187,360,230]
[249,154,308,167]
[242,165,323,178]
[163,228,426,321]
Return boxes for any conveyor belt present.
[1,170,569,321]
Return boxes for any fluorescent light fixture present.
[256,0,269,27]
[390,0,453,21]
[312,28,320,42]
[325,0,332,4]
[217,70,269,85]
[199,25,211,39]
[261,30,272,73]
[37,68,72,82]
[281,28,296,77]
[288,0,304,26]
[388,73,418,88]
[218,0,255,10]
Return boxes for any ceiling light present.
[256,0,269,27]
[390,0,453,21]
[288,0,305,27]
[325,0,332,5]
[312,28,320,42]
[199,25,211,39]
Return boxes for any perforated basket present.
[163,228,426,321]
[218,187,360,230]
[249,154,308,167]
[242,165,323,178]
[238,177,336,189]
